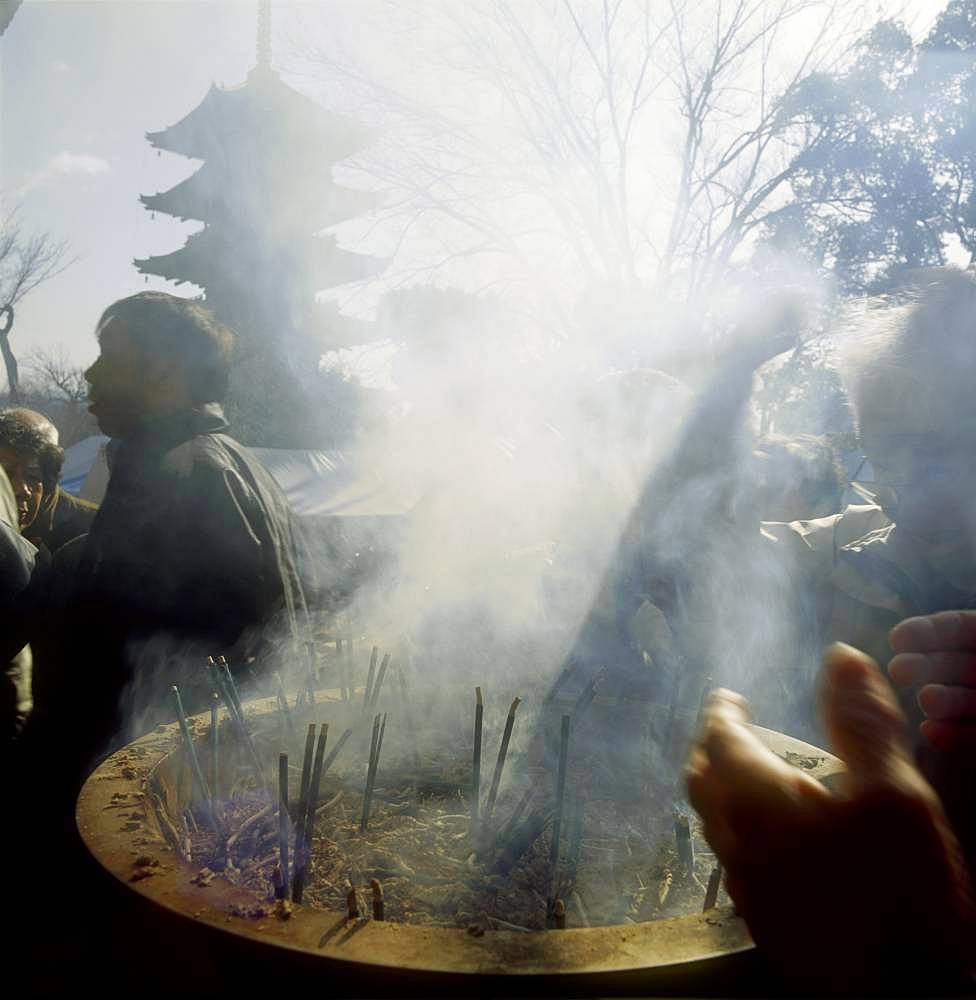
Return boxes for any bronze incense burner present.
[77,690,842,995]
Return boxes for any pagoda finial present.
[256,0,271,71]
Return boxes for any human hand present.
[686,644,974,992]
[889,611,976,754]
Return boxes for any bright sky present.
[0,0,951,374]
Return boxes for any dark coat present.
[39,404,308,766]
[25,486,98,554]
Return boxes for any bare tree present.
[293,0,874,329]
[23,345,88,403]
[0,207,71,401]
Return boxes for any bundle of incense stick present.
[368,653,391,710]
[471,687,484,835]
[363,646,379,712]
[295,724,317,823]
[293,723,329,903]
[484,697,521,821]
[278,753,290,899]
[360,713,387,832]
[207,656,266,790]
[547,714,571,911]
[171,685,214,828]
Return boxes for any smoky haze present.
[9,1,957,764]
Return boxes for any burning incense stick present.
[547,714,571,909]
[471,687,484,834]
[210,693,220,820]
[370,878,384,920]
[336,639,348,701]
[484,697,521,821]
[364,645,378,709]
[291,724,319,903]
[320,727,353,779]
[293,724,329,903]
[208,659,266,790]
[362,713,388,832]
[273,672,296,742]
[217,655,245,720]
[570,668,606,722]
[297,724,316,821]
[553,897,566,929]
[703,864,722,911]
[171,686,213,823]
[492,785,535,854]
[278,753,290,899]
[304,641,317,705]
[396,665,422,770]
[674,811,694,869]
[369,652,391,710]
[567,796,584,879]
[542,659,576,709]
[360,714,382,832]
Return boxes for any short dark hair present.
[0,413,64,493]
[97,292,236,404]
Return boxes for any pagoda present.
[135,1,385,448]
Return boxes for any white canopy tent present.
[61,435,416,518]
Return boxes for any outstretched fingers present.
[890,610,976,655]
[889,651,976,689]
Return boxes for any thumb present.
[819,643,914,791]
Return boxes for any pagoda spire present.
[256,0,271,72]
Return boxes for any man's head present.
[85,292,235,438]
[4,408,59,447]
[0,411,63,530]
[838,267,976,564]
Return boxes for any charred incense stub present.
[553,897,566,929]
[674,811,694,870]
[346,881,360,921]
[658,870,673,908]
[371,878,385,920]
[703,865,722,911]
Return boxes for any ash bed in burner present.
[189,706,727,932]
[77,668,844,993]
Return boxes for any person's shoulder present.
[57,488,99,515]
[160,433,234,480]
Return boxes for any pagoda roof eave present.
[139,163,383,227]
[146,75,377,161]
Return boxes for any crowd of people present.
[3,275,974,991]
